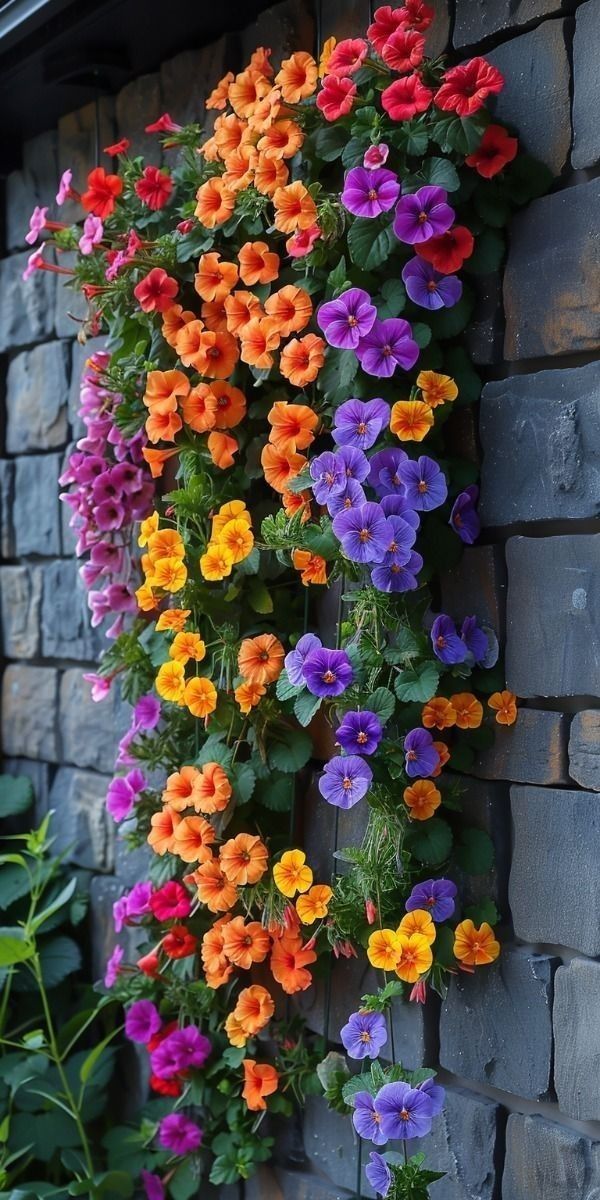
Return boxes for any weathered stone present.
[246,1164,352,1200]
[453,0,565,46]
[242,0,314,60]
[572,0,600,169]
[506,535,600,698]
[57,98,116,224]
[486,21,570,175]
[115,73,163,161]
[0,461,15,559]
[303,1097,369,1196]
[6,342,69,453]
[49,767,113,870]
[59,669,128,774]
[553,959,600,1120]
[41,559,104,661]
[54,251,87,339]
[424,1,451,58]
[6,130,59,251]
[160,39,227,127]
[69,338,106,437]
[568,710,600,790]
[504,180,600,360]
[60,443,79,556]
[13,454,62,557]
[89,874,143,981]
[463,272,504,365]
[3,759,50,825]
[2,665,58,761]
[503,1113,600,1200]
[452,775,510,914]
[114,836,152,887]
[440,544,506,634]
[480,364,600,525]
[511,784,600,955]
[440,947,557,1099]
[471,708,569,786]
[415,1086,500,1200]
[0,566,43,658]
[0,251,56,353]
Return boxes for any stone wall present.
[2,0,600,1196]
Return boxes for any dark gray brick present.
[6,342,69,453]
[572,0,600,169]
[41,559,104,661]
[453,0,565,46]
[13,454,62,557]
[504,179,600,360]
[480,364,600,526]
[2,664,59,761]
[59,668,127,774]
[416,1086,500,1200]
[511,784,600,955]
[471,709,569,786]
[463,272,504,366]
[246,1164,352,1200]
[114,836,152,887]
[57,98,116,225]
[0,461,15,559]
[49,766,113,871]
[553,959,600,1120]
[0,565,42,658]
[503,1113,600,1200]
[440,544,506,634]
[424,1,451,58]
[303,1097,368,1196]
[0,251,56,353]
[505,535,600,698]
[486,20,570,175]
[6,130,59,251]
[115,73,163,161]
[568,710,600,790]
[440,947,557,1099]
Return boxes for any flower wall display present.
[29,3,549,1194]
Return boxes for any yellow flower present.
[156,660,186,704]
[319,35,336,77]
[135,582,158,612]
[397,909,436,946]
[169,631,207,665]
[416,370,458,408]
[296,884,332,924]
[138,511,159,548]
[395,932,433,983]
[184,676,218,718]
[155,608,191,633]
[147,528,185,563]
[199,543,234,581]
[152,556,188,593]
[212,499,251,538]
[224,1012,247,1048]
[234,681,266,714]
[219,518,255,564]
[141,552,154,581]
[367,928,401,972]
[453,920,500,966]
[273,849,313,898]
[390,400,434,443]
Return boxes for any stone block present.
[553,959,600,1120]
[480,364,600,526]
[41,559,104,661]
[60,443,79,556]
[114,836,152,887]
[415,1086,500,1200]
[49,766,113,871]
[0,461,15,559]
[160,39,227,127]
[57,98,116,225]
[89,874,144,982]
[502,1113,600,1200]
[440,947,557,1099]
[303,1097,368,1196]
[424,1,451,58]
[13,454,62,557]
[115,73,163,161]
[505,535,600,698]
[463,272,504,365]
[440,544,506,635]
[3,758,51,826]
[2,665,58,761]
[246,1164,352,1200]
[6,342,69,453]
[0,566,43,658]
[453,775,510,914]
[302,771,368,883]
[0,251,56,353]
[487,20,570,175]
[511,784,600,955]
[504,180,600,360]
[471,708,569,786]
[453,0,565,46]
[568,710,600,790]
[242,0,314,61]
[572,0,600,169]
[6,130,59,251]
[59,669,127,774]
[54,252,87,339]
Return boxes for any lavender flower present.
[158,1114,203,1155]
[356,317,419,378]
[393,185,455,245]
[380,492,420,529]
[319,755,373,809]
[418,1077,445,1115]
[326,478,367,518]
[125,1000,162,1044]
[461,615,490,664]
[310,451,347,503]
[340,1010,388,1059]
[431,614,468,664]
[341,166,400,218]
[352,1091,387,1145]
[317,287,377,350]
[401,456,448,511]
[365,1152,392,1197]
[332,398,391,450]
[368,448,409,497]
[336,710,383,756]
[332,501,392,563]
[450,485,480,544]
[285,633,322,686]
[402,256,462,309]
[302,647,354,697]
[371,550,423,593]
[406,878,457,922]
[404,728,440,778]
[104,944,123,988]
[376,1080,434,1139]
[337,444,371,484]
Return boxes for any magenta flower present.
[79,215,104,256]
[393,185,455,245]
[341,166,400,218]
[25,205,48,245]
[83,672,111,701]
[356,318,419,378]
[124,880,153,918]
[134,693,161,730]
[450,485,480,544]
[332,501,392,563]
[317,287,377,350]
[125,1000,162,1044]
[22,247,44,281]
[104,944,124,988]
[401,456,448,511]
[404,728,440,778]
[431,614,468,665]
[302,647,354,697]
[340,1010,387,1059]
[319,755,373,809]
[402,257,462,310]
[158,1114,203,1155]
[106,776,136,822]
[363,143,389,169]
[141,1171,165,1200]
[332,398,391,450]
[149,880,192,922]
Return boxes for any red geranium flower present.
[325,37,368,77]
[104,138,130,156]
[416,225,475,273]
[435,57,504,116]
[145,112,183,133]
[81,166,123,218]
[465,124,518,178]
[367,5,405,53]
[133,267,178,313]
[398,0,434,32]
[381,74,433,121]
[149,880,192,922]
[381,29,425,73]
[150,1074,183,1097]
[316,75,356,121]
[162,924,198,959]
[135,165,174,210]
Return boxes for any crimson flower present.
[367,5,405,52]
[133,267,178,313]
[162,924,198,959]
[81,166,123,218]
[145,112,183,133]
[381,28,425,73]
[435,57,504,116]
[465,124,518,178]
[104,138,130,156]
[326,37,368,76]
[381,74,433,121]
[135,165,174,210]
[316,75,356,121]
[415,225,474,273]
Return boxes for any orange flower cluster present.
[234,633,285,714]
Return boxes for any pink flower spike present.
[363,142,390,169]
[25,206,48,246]
[79,215,104,256]
[145,112,183,133]
[56,168,73,205]
[22,247,45,281]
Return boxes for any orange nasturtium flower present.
[234,681,266,714]
[222,916,271,969]
[261,443,306,493]
[162,765,202,811]
[239,317,281,369]
[398,909,436,946]
[155,660,186,704]
[183,677,218,718]
[212,499,251,536]
[201,917,234,988]
[242,1060,279,1111]
[422,696,457,730]
[265,284,313,337]
[224,289,264,336]
[161,304,195,348]
[135,583,157,612]
[270,933,316,994]
[238,633,285,685]
[155,608,190,633]
[152,557,188,593]
[145,408,182,444]
[143,368,190,413]
[147,528,185,563]
[403,779,442,820]
[319,36,336,77]
[450,692,484,729]
[273,181,318,232]
[234,985,275,1035]
[147,806,181,856]
[205,70,234,111]
[267,400,318,453]
[224,1012,247,1048]
[194,251,239,302]
[195,762,232,813]
[222,143,258,192]
[172,814,216,864]
[292,549,328,586]
[142,446,180,479]
[181,383,218,433]
[454,919,500,966]
[254,152,289,196]
[228,69,270,119]
[416,370,458,408]
[273,849,313,898]
[207,431,238,470]
[279,334,325,387]
[138,511,159,547]
[238,240,280,286]
[488,690,518,725]
[220,833,269,886]
[395,932,433,983]
[219,518,254,564]
[275,51,318,103]
[195,176,236,227]
[169,631,206,665]
[199,542,234,581]
[367,928,401,972]
[193,860,238,913]
[201,298,228,333]
[431,740,450,777]
[390,399,434,443]
[296,884,333,925]
[211,381,247,429]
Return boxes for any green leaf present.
[275,670,301,702]
[455,828,495,875]
[411,322,432,348]
[169,1159,201,1200]
[317,348,358,396]
[268,729,312,773]
[0,863,32,909]
[255,775,294,812]
[347,218,396,271]
[9,1110,81,1161]
[232,763,256,805]
[36,936,81,988]
[30,878,77,934]
[247,579,274,614]
[406,817,453,866]
[465,898,500,926]
[341,137,365,169]
[0,928,34,967]
[351,106,379,137]
[464,228,505,275]
[427,290,474,340]
[391,120,428,157]
[393,662,441,703]
[312,124,348,161]
[0,775,33,817]
[378,278,406,319]
[365,687,396,724]
[302,520,339,560]
[222,1045,246,1068]
[423,156,461,191]
[293,690,322,728]
[326,255,349,296]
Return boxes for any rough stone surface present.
[0,461,15,559]
[572,0,600,169]
[89,874,143,981]
[304,1097,370,1197]
[504,179,600,360]
[0,251,56,353]
[54,252,87,339]
[487,21,570,175]
[417,1086,500,1200]
[454,0,565,46]
[3,758,51,825]
[553,959,600,1120]
[114,837,153,887]
[453,776,510,914]
[41,559,104,661]
[49,767,113,870]
[6,342,69,453]
[511,784,600,955]
[13,454,62,557]
[568,710,600,790]
[2,665,59,760]
[0,566,43,658]
[463,272,504,365]
[60,442,79,555]
[471,708,569,786]
[506,535,600,698]
[57,98,116,224]
[59,669,126,775]
[6,130,59,250]
[440,947,557,1099]
[246,1165,353,1200]
[115,73,163,161]
[440,544,506,634]
[503,1113,600,1200]
[480,364,600,525]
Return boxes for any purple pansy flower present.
[393,185,455,245]
[326,478,367,518]
[383,515,417,563]
[376,1080,434,1140]
[336,710,384,756]
[285,633,322,686]
[431,614,468,664]
[319,755,373,809]
[341,166,400,218]
[461,614,490,665]
[371,549,423,593]
[332,501,392,564]
[141,1171,165,1200]
[340,1010,388,1059]
[402,257,462,310]
[337,445,371,484]
[380,492,420,529]
[404,728,440,778]
[302,647,354,697]
[352,1090,387,1145]
[365,1151,392,1197]
[406,878,457,922]
[125,1000,162,1044]
[368,448,409,497]
[356,317,419,378]
[309,451,347,503]
[418,1077,445,1116]
[401,456,448,511]
[332,398,391,450]
[158,1114,203,1155]
[317,287,377,350]
[450,485,480,544]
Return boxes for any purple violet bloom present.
[341,1010,388,1059]
[125,1000,162,1044]
[371,549,423,593]
[310,451,347,503]
[401,456,448,511]
[337,445,371,484]
[406,878,457,922]
[332,398,391,450]
[393,185,455,245]
[365,1152,392,1197]
[332,501,392,564]
[158,1114,203,1155]
[141,1170,165,1200]
[402,256,462,310]
[461,615,489,665]
[376,1080,434,1140]
[167,1026,211,1070]
[319,754,373,809]
[430,614,468,665]
[352,1090,387,1145]
[341,166,400,218]
[368,448,409,497]
[302,647,354,697]
[285,633,322,686]
[134,693,161,731]
[450,485,480,545]
[356,317,419,378]
[404,728,440,778]
[326,478,367,518]
[317,287,377,350]
[104,944,124,988]
[418,1077,445,1116]
[336,710,384,756]
[383,515,417,563]
[380,493,420,530]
